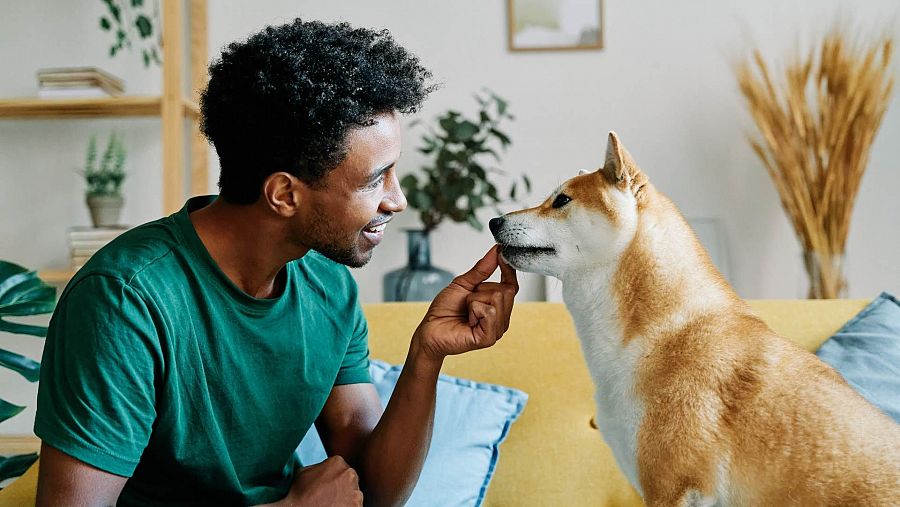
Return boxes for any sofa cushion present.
[297,359,528,507]
[816,292,900,423]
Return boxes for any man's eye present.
[552,194,572,209]
[365,175,385,190]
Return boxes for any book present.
[68,226,130,241]
[38,87,112,98]
[37,67,125,90]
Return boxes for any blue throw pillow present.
[297,360,528,507]
[816,292,900,422]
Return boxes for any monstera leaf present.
[0,261,55,481]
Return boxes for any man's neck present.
[188,198,307,299]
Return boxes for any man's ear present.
[602,132,648,199]
[263,172,303,217]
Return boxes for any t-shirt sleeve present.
[333,280,371,386]
[34,274,161,477]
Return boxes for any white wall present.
[0,1,898,434]
[210,0,900,302]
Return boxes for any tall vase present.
[383,230,454,302]
[802,250,847,299]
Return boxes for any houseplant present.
[0,262,55,481]
[83,133,127,227]
[99,0,162,67]
[737,24,894,298]
[385,90,530,301]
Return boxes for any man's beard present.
[313,237,372,268]
[301,212,373,268]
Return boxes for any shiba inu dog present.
[489,132,900,506]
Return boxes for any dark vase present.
[383,230,454,302]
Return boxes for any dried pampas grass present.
[737,23,895,298]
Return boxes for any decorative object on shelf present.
[386,91,530,301]
[737,23,894,299]
[383,230,455,302]
[0,261,55,482]
[508,0,604,52]
[36,67,124,98]
[99,0,162,67]
[83,133,127,227]
[68,226,130,270]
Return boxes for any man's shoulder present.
[67,216,185,293]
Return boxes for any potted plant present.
[0,261,55,482]
[83,133,127,227]
[384,90,530,301]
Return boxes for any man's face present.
[295,112,407,267]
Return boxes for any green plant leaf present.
[0,321,48,337]
[466,214,483,231]
[100,17,111,30]
[0,261,55,338]
[0,398,25,425]
[494,95,508,116]
[490,128,511,147]
[143,50,150,67]
[453,121,479,141]
[131,0,144,6]
[400,174,419,192]
[510,182,518,200]
[0,453,38,482]
[438,116,457,136]
[103,0,121,22]
[486,183,499,201]
[523,174,532,193]
[0,349,40,383]
[135,14,152,38]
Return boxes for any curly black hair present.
[200,19,435,204]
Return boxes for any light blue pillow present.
[816,292,900,422]
[297,359,527,507]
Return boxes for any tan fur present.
[498,133,900,506]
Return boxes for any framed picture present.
[508,0,604,52]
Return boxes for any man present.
[34,19,517,506]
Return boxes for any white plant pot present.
[86,194,124,227]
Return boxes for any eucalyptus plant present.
[84,133,127,198]
[99,0,162,67]
[401,91,530,233]
[0,262,55,481]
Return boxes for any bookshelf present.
[0,0,209,285]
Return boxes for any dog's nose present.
[489,217,504,236]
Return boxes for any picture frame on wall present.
[508,0,604,52]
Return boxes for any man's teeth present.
[365,223,387,233]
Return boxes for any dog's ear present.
[602,132,647,198]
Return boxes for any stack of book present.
[69,226,130,270]
[37,67,125,98]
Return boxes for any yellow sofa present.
[0,300,869,506]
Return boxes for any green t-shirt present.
[35,196,372,506]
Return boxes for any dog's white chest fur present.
[563,280,645,495]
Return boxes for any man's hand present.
[269,456,363,507]
[414,245,518,362]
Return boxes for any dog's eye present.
[552,194,572,209]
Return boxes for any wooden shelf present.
[183,99,200,119]
[0,96,166,118]
[0,436,40,455]
[37,269,76,284]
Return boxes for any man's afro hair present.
[200,19,435,204]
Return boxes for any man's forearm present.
[357,335,442,507]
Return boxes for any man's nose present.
[489,217,504,235]
[383,172,407,212]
